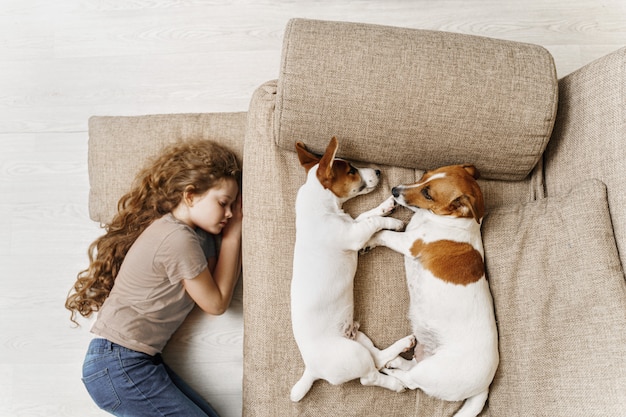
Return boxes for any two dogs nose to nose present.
[372,171,401,199]
[373,170,401,198]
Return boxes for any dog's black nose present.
[392,187,400,198]
[375,169,381,177]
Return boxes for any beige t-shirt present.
[91,214,212,355]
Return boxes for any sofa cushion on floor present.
[482,179,626,416]
[88,112,247,224]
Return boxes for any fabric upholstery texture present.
[242,21,564,415]
[482,180,626,416]
[243,81,456,416]
[544,46,626,268]
[276,19,558,181]
[244,21,625,416]
[85,18,626,417]
[88,112,247,225]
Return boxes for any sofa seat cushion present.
[482,179,626,416]
[275,19,558,181]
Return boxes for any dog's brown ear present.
[450,194,483,223]
[317,137,339,188]
[295,141,320,173]
[462,164,480,180]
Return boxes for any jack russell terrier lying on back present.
[290,137,415,402]
[365,164,499,417]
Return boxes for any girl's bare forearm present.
[212,234,242,308]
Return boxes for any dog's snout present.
[392,187,400,198]
[375,169,381,177]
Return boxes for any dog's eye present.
[421,187,433,201]
[348,166,357,175]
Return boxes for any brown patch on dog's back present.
[410,239,484,285]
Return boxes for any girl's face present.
[188,178,239,234]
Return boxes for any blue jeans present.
[82,338,220,417]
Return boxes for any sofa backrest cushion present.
[275,19,558,181]
[544,46,626,273]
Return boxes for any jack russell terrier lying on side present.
[365,164,499,417]
[290,137,415,402]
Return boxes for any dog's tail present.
[453,390,489,417]
[290,369,316,402]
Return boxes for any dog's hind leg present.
[379,367,420,390]
[290,368,317,402]
[360,369,406,392]
[386,342,426,370]
[385,355,416,371]
[356,332,416,369]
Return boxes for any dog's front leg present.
[349,216,404,251]
[354,196,397,222]
[363,229,413,257]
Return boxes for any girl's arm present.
[183,195,242,315]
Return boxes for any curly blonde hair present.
[66,139,240,324]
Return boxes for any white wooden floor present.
[1,1,625,416]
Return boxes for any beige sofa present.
[89,19,626,417]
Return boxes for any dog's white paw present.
[385,357,404,370]
[361,232,382,254]
[378,196,397,216]
[386,218,405,231]
[380,368,408,392]
[389,379,406,393]
[401,335,417,352]
[359,246,373,255]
